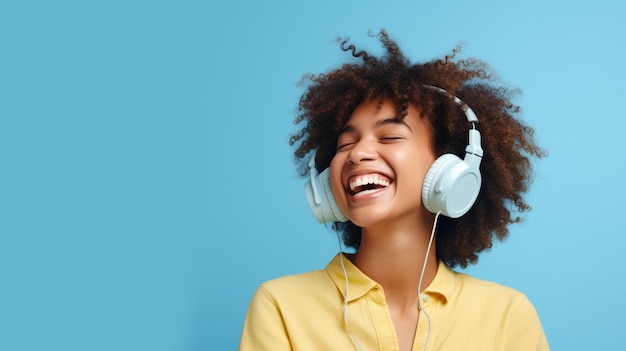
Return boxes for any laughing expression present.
[329,99,436,228]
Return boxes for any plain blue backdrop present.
[1,0,625,350]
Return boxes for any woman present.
[240,30,549,351]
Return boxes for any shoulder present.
[435,269,549,349]
[249,267,337,310]
[451,271,549,348]
[452,270,529,304]
[432,263,529,308]
[260,268,331,295]
[438,267,542,326]
[242,265,342,334]
[240,270,331,351]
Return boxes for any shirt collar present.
[423,260,456,303]
[326,253,378,302]
[326,253,457,303]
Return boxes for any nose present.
[347,139,377,164]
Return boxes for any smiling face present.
[329,99,437,229]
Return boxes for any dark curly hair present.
[289,30,545,268]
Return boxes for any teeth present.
[349,174,390,192]
[354,189,379,197]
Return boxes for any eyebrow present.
[339,117,412,135]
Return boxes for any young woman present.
[239,30,549,351]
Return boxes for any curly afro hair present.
[289,30,545,268]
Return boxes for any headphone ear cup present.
[422,154,461,215]
[304,168,349,223]
[422,154,481,218]
[319,168,348,223]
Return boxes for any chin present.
[344,209,391,228]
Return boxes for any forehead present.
[343,99,427,131]
[346,99,397,123]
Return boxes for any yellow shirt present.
[239,254,549,351]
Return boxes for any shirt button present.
[422,294,430,302]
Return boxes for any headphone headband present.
[422,85,478,123]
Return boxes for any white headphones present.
[304,155,350,223]
[304,87,483,223]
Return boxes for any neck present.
[353,213,439,306]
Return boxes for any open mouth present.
[349,173,391,197]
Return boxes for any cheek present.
[396,147,436,188]
[418,151,436,179]
[329,157,346,204]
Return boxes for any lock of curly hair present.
[289,30,545,268]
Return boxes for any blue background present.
[1,0,625,350]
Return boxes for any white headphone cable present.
[333,224,365,351]
[417,211,442,351]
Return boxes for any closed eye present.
[380,136,405,142]
[337,142,354,151]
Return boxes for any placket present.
[413,292,438,351]
[365,285,400,351]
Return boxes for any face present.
[329,99,436,229]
